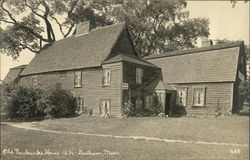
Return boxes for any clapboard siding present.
[123,62,159,85]
[20,63,123,116]
[172,82,234,114]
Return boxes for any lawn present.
[33,116,249,144]
[1,116,249,160]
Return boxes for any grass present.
[33,116,249,144]
[1,116,249,160]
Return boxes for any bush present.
[1,83,44,119]
[2,83,77,120]
[122,101,136,118]
[239,80,250,105]
[37,83,77,118]
[122,93,163,118]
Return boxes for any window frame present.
[32,75,38,86]
[74,71,82,88]
[192,87,206,107]
[102,69,111,86]
[76,96,84,113]
[176,87,188,106]
[136,67,143,84]
[99,99,111,116]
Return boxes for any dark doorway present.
[165,93,172,116]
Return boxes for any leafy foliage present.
[1,0,210,58]
[239,80,250,104]
[104,0,209,56]
[1,82,44,119]
[38,83,77,118]
[1,82,77,119]
[122,101,136,118]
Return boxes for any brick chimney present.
[201,37,213,47]
[76,21,90,36]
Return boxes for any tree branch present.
[24,0,44,19]
[1,0,17,23]
[0,19,15,24]
[22,45,40,53]
[64,23,75,38]
[41,0,55,41]
[50,15,65,37]
[1,0,51,43]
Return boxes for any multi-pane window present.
[136,67,143,84]
[76,97,84,114]
[102,69,111,85]
[32,75,38,86]
[100,99,111,117]
[176,88,187,106]
[74,71,82,88]
[193,88,206,106]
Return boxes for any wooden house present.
[3,65,27,84]
[18,22,159,116]
[4,22,246,116]
[144,41,247,115]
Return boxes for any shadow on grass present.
[0,113,82,122]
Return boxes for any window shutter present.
[192,88,195,106]
[203,87,207,107]
[102,70,105,85]
[185,87,188,106]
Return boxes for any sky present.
[0,1,249,80]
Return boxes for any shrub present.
[122,101,136,118]
[239,80,250,106]
[2,83,77,120]
[1,82,44,119]
[37,83,77,118]
[151,94,163,114]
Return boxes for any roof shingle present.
[3,65,27,83]
[20,22,126,76]
[146,43,242,83]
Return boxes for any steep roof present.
[21,22,126,76]
[3,65,27,83]
[145,42,243,83]
[103,54,159,68]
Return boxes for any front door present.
[165,93,172,116]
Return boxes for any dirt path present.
[2,122,248,147]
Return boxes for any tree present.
[230,0,248,8]
[0,0,209,58]
[103,0,209,56]
[0,0,111,59]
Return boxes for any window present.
[32,75,38,86]
[136,68,143,84]
[176,88,187,106]
[193,88,206,107]
[100,99,111,117]
[76,97,84,114]
[74,71,82,88]
[102,69,111,85]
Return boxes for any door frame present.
[164,90,176,116]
